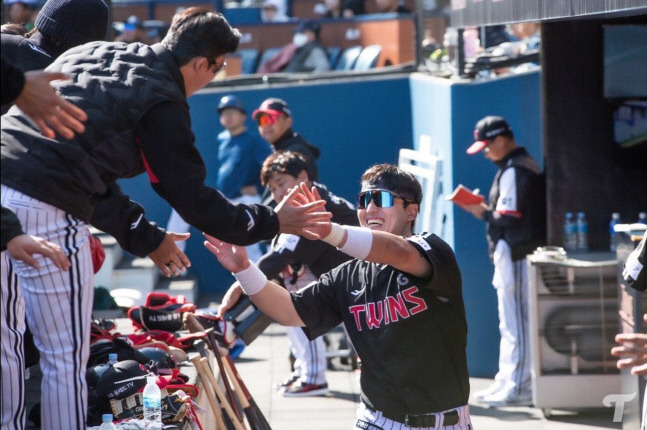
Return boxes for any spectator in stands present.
[261,0,289,23]
[321,0,365,18]
[5,0,39,31]
[375,0,411,13]
[253,98,321,185]
[115,15,156,44]
[283,20,331,73]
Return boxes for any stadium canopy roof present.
[449,0,647,28]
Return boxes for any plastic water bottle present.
[99,414,117,430]
[610,212,621,252]
[638,212,647,225]
[563,212,577,252]
[576,212,589,252]
[143,376,162,429]
[107,353,118,366]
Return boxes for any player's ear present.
[407,203,419,221]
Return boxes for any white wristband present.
[339,226,373,260]
[321,223,346,247]
[233,262,268,296]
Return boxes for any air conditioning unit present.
[528,252,620,417]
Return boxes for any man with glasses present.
[205,163,472,429]
[460,115,545,407]
[253,97,321,183]
[1,8,329,429]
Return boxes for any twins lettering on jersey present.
[348,286,428,331]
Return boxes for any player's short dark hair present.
[360,164,423,205]
[161,7,240,67]
[261,151,310,186]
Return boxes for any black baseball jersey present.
[291,232,469,415]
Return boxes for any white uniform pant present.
[285,326,327,386]
[354,402,472,430]
[491,239,531,397]
[166,194,263,261]
[1,185,93,430]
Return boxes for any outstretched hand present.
[6,234,71,270]
[216,282,243,317]
[275,183,332,240]
[148,231,191,277]
[293,183,332,240]
[16,71,87,140]
[203,233,250,273]
[611,314,647,375]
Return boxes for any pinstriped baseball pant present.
[354,402,472,430]
[1,185,93,430]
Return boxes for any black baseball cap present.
[218,95,245,114]
[252,98,291,120]
[467,116,512,154]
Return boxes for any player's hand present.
[216,282,244,317]
[462,202,487,219]
[293,183,332,240]
[15,71,87,140]
[275,183,332,240]
[611,316,647,375]
[149,232,191,277]
[6,234,71,270]
[203,233,249,273]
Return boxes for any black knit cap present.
[35,0,109,49]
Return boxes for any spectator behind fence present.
[283,20,331,73]
[261,0,289,22]
[320,0,365,18]
[5,0,40,31]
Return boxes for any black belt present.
[365,404,460,428]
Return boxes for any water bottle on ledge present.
[99,414,117,430]
[610,212,621,252]
[638,212,647,225]
[143,375,162,429]
[563,212,577,252]
[576,212,589,252]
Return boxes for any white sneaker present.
[473,382,504,402]
[482,390,533,407]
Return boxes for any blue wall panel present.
[118,76,413,297]
[410,71,542,377]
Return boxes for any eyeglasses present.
[257,114,280,127]
[356,189,412,209]
[191,47,227,74]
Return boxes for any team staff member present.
[207,164,472,429]
[460,116,545,407]
[219,151,358,397]
[1,8,328,430]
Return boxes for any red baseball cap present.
[252,98,291,120]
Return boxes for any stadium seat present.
[237,48,260,74]
[353,44,382,71]
[326,46,342,69]
[255,46,284,73]
[334,45,362,71]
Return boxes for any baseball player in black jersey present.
[218,151,359,396]
[206,163,472,429]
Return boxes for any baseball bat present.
[204,330,245,424]
[200,356,247,430]
[221,355,272,430]
[190,355,227,430]
[223,353,272,430]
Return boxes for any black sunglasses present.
[191,47,227,74]
[356,189,412,209]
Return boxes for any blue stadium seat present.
[334,46,362,71]
[326,46,341,69]
[237,48,260,75]
[353,45,382,71]
[255,47,283,73]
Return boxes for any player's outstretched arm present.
[204,233,306,327]
[299,184,432,278]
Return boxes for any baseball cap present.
[218,95,245,114]
[466,116,512,154]
[252,98,291,120]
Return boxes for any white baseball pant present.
[1,184,93,430]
